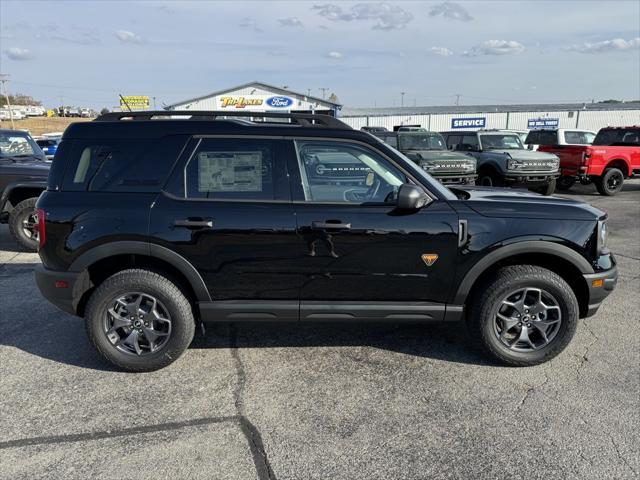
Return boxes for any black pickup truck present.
[0,129,50,250]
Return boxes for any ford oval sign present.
[266,96,294,108]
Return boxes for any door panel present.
[149,137,302,301]
[294,202,459,302]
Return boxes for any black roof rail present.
[94,110,352,129]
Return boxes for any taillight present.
[36,208,46,249]
[581,149,591,165]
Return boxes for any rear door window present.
[168,138,290,201]
[445,135,462,150]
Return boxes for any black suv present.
[35,112,617,371]
[0,129,49,250]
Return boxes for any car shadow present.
[557,180,640,196]
[0,225,31,253]
[1,263,493,370]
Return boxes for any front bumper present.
[35,265,89,316]
[504,172,561,186]
[434,174,477,185]
[583,265,618,318]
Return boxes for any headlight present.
[508,158,523,170]
[420,161,436,170]
[597,220,609,255]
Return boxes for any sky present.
[0,0,639,110]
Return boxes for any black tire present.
[529,178,556,196]
[476,171,504,187]
[85,269,195,372]
[595,168,624,196]
[8,197,39,251]
[556,176,575,191]
[468,265,578,366]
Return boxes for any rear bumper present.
[35,265,89,316]
[583,265,618,318]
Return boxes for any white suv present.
[525,129,596,151]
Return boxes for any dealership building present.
[165,81,342,116]
[339,102,640,133]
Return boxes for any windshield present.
[593,128,640,146]
[479,134,524,150]
[399,133,446,151]
[0,131,40,157]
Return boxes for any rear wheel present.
[468,265,578,366]
[8,197,39,251]
[595,168,624,196]
[556,176,575,191]
[85,269,195,372]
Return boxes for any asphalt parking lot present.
[0,181,638,480]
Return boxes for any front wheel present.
[8,197,39,251]
[595,168,624,196]
[468,265,578,366]
[476,171,504,187]
[85,269,195,372]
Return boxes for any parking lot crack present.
[229,324,277,480]
[515,370,550,412]
[574,318,599,381]
[607,432,637,476]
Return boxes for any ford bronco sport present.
[35,112,617,371]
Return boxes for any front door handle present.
[311,221,351,230]
[174,218,214,229]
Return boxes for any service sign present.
[528,118,559,129]
[218,95,295,110]
[120,95,150,109]
[451,117,486,129]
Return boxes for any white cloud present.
[463,40,525,57]
[278,17,303,27]
[327,51,343,59]
[115,30,143,44]
[565,37,640,53]
[312,3,413,30]
[428,2,473,21]
[3,47,34,60]
[430,46,454,57]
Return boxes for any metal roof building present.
[165,81,342,116]
[340,102,640,132]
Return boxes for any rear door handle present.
[311,221,351,230]
[174,218,214,229]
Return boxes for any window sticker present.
[198,151,263,192]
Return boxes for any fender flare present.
[452,241,593,305]
[69,241,211,301]
[0,180,47,212]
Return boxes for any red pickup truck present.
[539,126,640,195]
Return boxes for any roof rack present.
[94,110,351,129]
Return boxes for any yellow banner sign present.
[120,96,150,109]
[219,96,263,109]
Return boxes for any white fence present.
[341,109,640,132]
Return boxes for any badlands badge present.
[421,253,438,267]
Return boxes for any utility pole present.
[401,91,405,108]
[455,94,461,106]
[319,87,329,100]
[307,88,311,97]
[0,74,16,129]
[153,96,157,109]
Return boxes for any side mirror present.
[397,183,430,210]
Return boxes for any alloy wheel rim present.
[607,172,622,190]
[22,211,38,241]
[102,292,172,356]
[493,287,562,352]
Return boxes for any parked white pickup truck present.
[524,129,596,151]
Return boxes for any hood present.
[405,150,471,162]
[0,157,51,176]
[450,186,604,221]
[486,149,558,161]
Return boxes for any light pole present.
[401,91,405,108]
[0,74,16,129]
[319,87,329,100]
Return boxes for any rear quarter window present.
[61,135,188,192]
